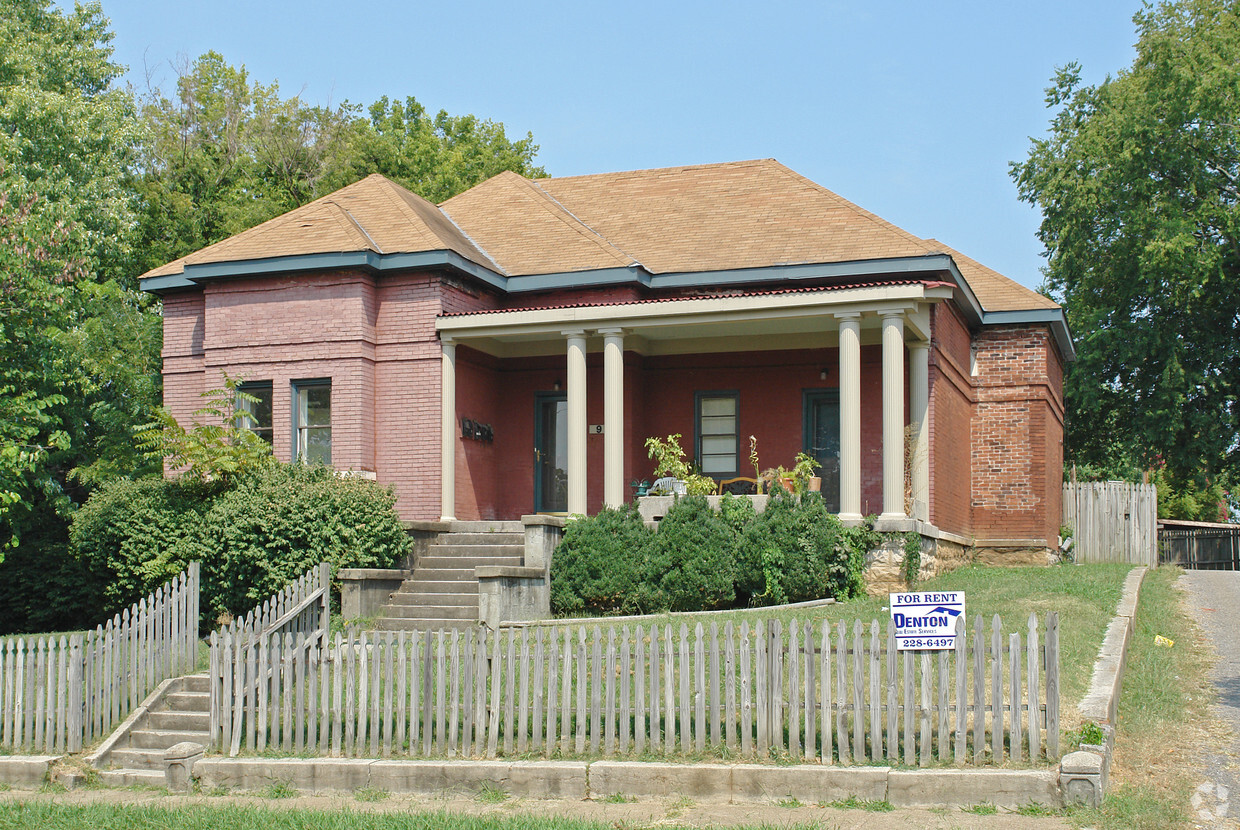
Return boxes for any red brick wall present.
[970,325,1065,545]
[159,270,1064,536]
[928,304,974,538]
[161,289,207,431]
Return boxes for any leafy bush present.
[643,495,736,612]
[549,494,874,616]
[550,504,654,615]
[71,464,410,629]
[738,492,864,606]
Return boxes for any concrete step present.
[99,768,166,788]
[127,728,212,750]
[182,674,210,694]
[147,710,210,732]
[374,618,483,632]
[391,581,479,598]
[107,747,166,771]
[393,591,476,607]
[415,556,523,571]
[434,532,525,546]
[426,544,525,559]
[442,521,524,533]
[377,603,477,620]
[164,691,210,712]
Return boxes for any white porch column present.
[439,337,457,522]
[599,328,625,508]
[909,341,930,522]
[565,330,588,515]
[837,314,862,522]
[881,313,906,519]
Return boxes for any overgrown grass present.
[1067,566,1214,830]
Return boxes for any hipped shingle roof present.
[142,160,1053,313]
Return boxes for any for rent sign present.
[890,591,965,650]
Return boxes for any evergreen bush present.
[643,495,736,612]
[549,504,654,615]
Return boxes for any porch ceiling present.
[436,282,949,358]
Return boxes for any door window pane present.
[804,390,840,512]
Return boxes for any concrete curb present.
[1060,564,1147,807]
[0,756,57,789]
[193,756,1061,807]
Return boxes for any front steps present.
[96,673,211,787]
[376,522,525,631]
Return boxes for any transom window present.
[695,391,739,476]
[293,379,331,464]
[236,381,273,445]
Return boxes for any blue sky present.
[95,0,1146,291]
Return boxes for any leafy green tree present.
[133,54,546,275]
[1012,0,1240,499]
[0,0,140,285]
[0,1,161,557]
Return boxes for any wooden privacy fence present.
[209,563,331,748]
[1063,481,1158,565]
[0,562,200,754]
[211,613,1060,766]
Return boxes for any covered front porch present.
[435,281,954,528]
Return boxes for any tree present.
[0,1,159,566]
[1012,0,1240,505]
[133,54,546,275]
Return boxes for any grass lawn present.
[0,803,620,830]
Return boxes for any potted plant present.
[644,434,716,496]
[793,451,823,494]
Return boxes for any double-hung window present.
[695,391,739,476]
[236,381,273,445]
[293,379,332,464]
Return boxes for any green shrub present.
[202,465,411,620]
[70,464,410,630]
[738,492,863,605]
[644,495,736,612]
[70,477,215,614]
[550,504,654,615]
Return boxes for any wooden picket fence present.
[209,563,331,749]
[1063,481,1158,565]
[210,612,1060,765]
[0,562,200,753]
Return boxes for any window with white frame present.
[695,391,739,476]
[293,379,331,464]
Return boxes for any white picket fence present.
[209,563,331,749]
[0,562,200,753]
[1063,481,1158,565]
[210,613,1060,765]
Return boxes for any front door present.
[803,389,841,513]
[534,393,568,513]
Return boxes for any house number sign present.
[890,591,965,650]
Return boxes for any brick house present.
[141,159,1071,557]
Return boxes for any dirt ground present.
[0,786,1074,829]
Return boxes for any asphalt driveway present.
[1179,570,1240,827]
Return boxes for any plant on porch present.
[643,433,716,496]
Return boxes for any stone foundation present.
[862,530,1056,595]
